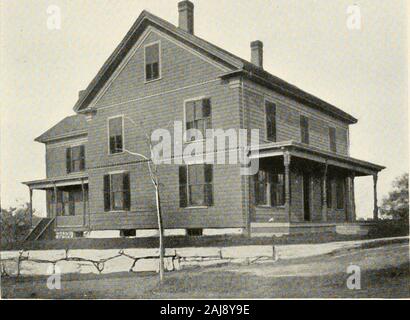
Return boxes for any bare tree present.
[121,117,166,281]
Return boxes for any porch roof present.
[22,173,88,190]
[249,141,385,176]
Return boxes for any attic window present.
[145,42,160,82]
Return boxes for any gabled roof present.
[35,114,87,143]
[73,10,357,124]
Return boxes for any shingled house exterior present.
[23,1,384,239]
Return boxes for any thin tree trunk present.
[155,183,165,281]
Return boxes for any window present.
[145,42,160,81]
[108,117,123,154]
[300,115,309,144]
[179,164,213,207]
[265,101,276,141]
[104,172,131,211]
[56,191,75,216]
[254,170,285,207]
[336,178,345,209]
[329,127,337,152]
[185,98,212,141]
[66,145,85,173]
[326,177,332,208]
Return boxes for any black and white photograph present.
[0,0,409,302]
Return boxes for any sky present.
[1,0,408,218]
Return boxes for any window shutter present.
[66,148,71,174]
[80,145,85,171]
[123,173,131,211]
[204,164,213,206]
[179,166,188,208]
[202,99,211,118]
[103,175,111,212]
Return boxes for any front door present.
[303,173,311,221]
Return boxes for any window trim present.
[183,96,211,143]
[264,99,277,142]
[144,41,162,83]
[107,115,125,155]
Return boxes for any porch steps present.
[25,218,55,241]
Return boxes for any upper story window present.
[66,145,85,173]
[329,127,337,152]
[179,164,213,207]
[300,115,309,144]
[254,170,285,207]
[145,42,160,82]
[108,116,123,154]
[265,101,276,142]
[185,98,212,141]
[103,172,131,211]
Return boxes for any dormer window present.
[145,42,160,82]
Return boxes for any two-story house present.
[23,1,384,240]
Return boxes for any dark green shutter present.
[123,173,131,211]
[103,175,111,212]
[66,148,71,174]
[179,166,187,208]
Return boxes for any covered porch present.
[248,141,385,235]
[23,173,89,237]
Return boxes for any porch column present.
[350,173,356,222]
[81,179,87,227]
[321,162,328,222]
[373,173,378,221]
[284,152,291,222]
[53,184,58,218]
[28,187,33,228]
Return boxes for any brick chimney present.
[178,0,194,34]
[251,40,263,68]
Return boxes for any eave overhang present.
[249,141,385,176]
[220,70,358,125]
[23,173,88,190]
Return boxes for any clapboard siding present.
[241,80,350,155]
[82,29,244,230]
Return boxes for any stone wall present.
[0,246,275,277]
